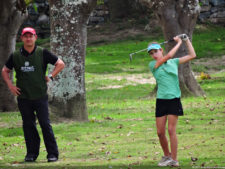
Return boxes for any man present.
[1,27,65,162]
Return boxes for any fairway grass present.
[0,72,224,169]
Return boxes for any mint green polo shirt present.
[149,58,181,99]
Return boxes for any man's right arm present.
[1,59,21,96]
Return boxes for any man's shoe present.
[48,156,58,162]
[24,156,36,162]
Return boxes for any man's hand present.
[45,76,51,83]
[9,84,21,96]
[2,66,21,96]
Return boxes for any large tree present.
[0,0,27,112]
[48,0,97,121]
[140,0,205,96]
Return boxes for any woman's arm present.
[155,36,182,68]
[179,38,196,64]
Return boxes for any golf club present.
[129,34,188,62]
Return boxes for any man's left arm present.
[43,49,65,82]
[47,58,65,82]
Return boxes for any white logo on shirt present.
[25,61,29,67]
[21,61,35,72]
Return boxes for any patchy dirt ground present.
[88,26,150,45]
[192,55,225,74]
[87,21,157,45]
[96,73,156,90]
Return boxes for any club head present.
[129,54,133,62]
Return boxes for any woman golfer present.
[148,35,196,166]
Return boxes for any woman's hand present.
[174,36,182,44]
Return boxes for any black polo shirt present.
[5,46,58,72]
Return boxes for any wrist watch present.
[48,74,53,81]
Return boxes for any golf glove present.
[178,34,189,41]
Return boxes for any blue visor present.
[147,44,161,52]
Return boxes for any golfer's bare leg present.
[168,115,178,161]
[156,116,170,156]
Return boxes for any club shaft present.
[129,34,187,62]
[130,48,148,56]
[130,39,174,56]
[160,39,174,45]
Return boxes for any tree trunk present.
[0,0,27,112]
[140,0,205,96]
[48,0,97,121]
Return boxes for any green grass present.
[1,24,225,169]
[86,24,225,74]
[193,24,225,58]
[0,73,224,169]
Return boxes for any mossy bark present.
[48,0,97,121]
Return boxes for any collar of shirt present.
[20,45,37,57]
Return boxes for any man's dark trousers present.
[17,95,58,159]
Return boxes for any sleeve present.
[149,61,156,73]
[43,49,58,65]
[173,58,179,66]
[5,54,14,70]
